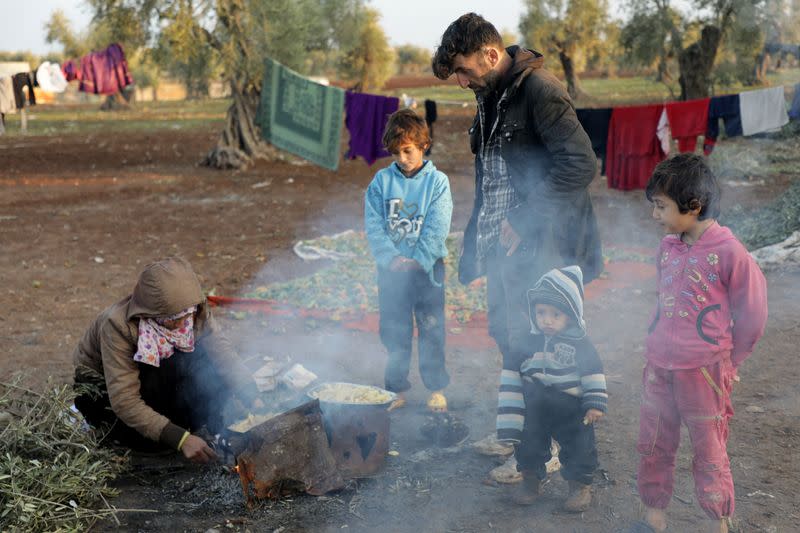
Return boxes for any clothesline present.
[0,44,133,135]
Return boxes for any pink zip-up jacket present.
[646,222,767,370]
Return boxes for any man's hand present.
[500,219,522,256]
[583,409,604,425]
[251,397,265,411]
[181,434,218,464]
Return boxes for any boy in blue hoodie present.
[365,109,453,412]
[497,266,608,511]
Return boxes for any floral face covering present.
[133,306,197,367]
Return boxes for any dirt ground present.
[2,106,799,533]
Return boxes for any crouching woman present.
[72,257,261,463]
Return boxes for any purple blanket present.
[345,92,399,165]
[79,43,134,95]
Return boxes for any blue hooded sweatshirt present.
[364,160,452,284]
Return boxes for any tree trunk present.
[201,81,277,170]
[754,50,770,85]
[559,50,586,100]
[678,25,722,100]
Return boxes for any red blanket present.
[665,98,710,153]
[606,104,665,190]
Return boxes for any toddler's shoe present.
[511,472,541,505]
[563,480,592,512]
[426,391,447,412]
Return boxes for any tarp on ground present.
[257,58,345,171]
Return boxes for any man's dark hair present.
[645,153,721,220]
[382,109,431,153]
[431,13,503,80]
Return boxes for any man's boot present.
[563,480,592,512]
[511,472,541,505]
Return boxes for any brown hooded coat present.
[72,257,257,449]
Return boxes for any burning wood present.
[232,400,344,505]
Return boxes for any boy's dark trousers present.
[377,259,449,393]
[516,378,598,485]
[74,340,231,451]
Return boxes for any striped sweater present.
[497,334,608,442]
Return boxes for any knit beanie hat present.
[527,265,586,338]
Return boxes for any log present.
[235,400,344,505]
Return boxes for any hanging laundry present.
[104,43,134,93]
[740,86,789,136]
[344,92,399,165]
[256,57,345,171]
[605,104,665,190]
[0,76,14,114]
[36,61,68,93]
[790,83,800,120]
[79,55,96,94]
[704,94,742,155]
[77,43,134,95]
[424,99,437,156]
[656,108,671,156]
[62,60,80,82]
[665,98,710,153]
[11,73,35,109]
[576,108,612,175]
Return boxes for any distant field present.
[1,70,797,137]
[1,99,229,137]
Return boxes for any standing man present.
[431,13,602,448]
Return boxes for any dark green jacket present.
[460,47,602,284]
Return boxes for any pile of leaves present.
[248,233,488,323]
[722,180,800,250]
[0,379,128,531]
[249,233,658,322]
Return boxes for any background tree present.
[395,44,430,75]
[622,0,766,100]
[44,10,90,59]
[153,0,219,99]
[519,0,610,99]
[620,6,682,86]
[80,0,369,169]
[338,7,395,91]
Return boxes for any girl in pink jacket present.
[631,154,767,533]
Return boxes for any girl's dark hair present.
[382,109,431,153]
[431,13,503,80]
[645,153,721,220]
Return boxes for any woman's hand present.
[181,434,218,464]
[583,409,605,425]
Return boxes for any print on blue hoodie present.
[364,160,453,285]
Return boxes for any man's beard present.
[472,70,501,97]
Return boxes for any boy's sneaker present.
[388,393,406,411]
[511,472,541,505]
[426,391,447,412]
[563,480,592,512]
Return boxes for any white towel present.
[0,76,14,114]
[36,62,68,93]
[740,86,789,136]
